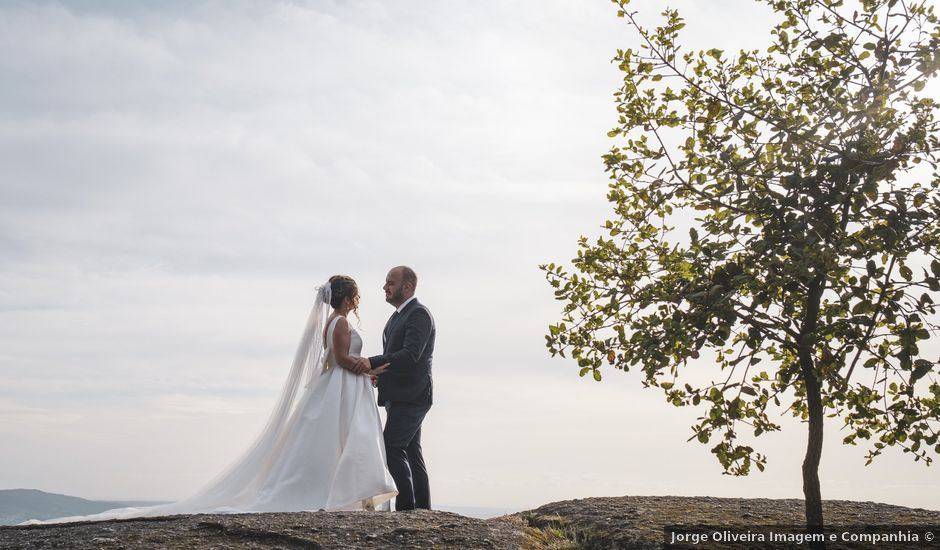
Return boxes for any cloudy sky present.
[1,0,938,513]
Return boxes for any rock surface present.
[1,510,526,549]
[523,496,940,549]
[2,496,938,549]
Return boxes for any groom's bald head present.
[395,266,417,289]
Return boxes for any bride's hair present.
[328,275,360,319]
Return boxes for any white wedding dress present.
[25,289,397,524]
[245,315,397,512]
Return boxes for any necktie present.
[383,310,399,348]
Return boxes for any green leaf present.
[706,48,724,60]
[707,101,721,118]
[910,360,933,384]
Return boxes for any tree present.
[543,0,940,529]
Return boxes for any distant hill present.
[0,489,167,525]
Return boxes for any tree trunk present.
[799,271,827,532]
[801,363,824,528]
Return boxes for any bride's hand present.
[370,363,390,377]
[349,357,371,375]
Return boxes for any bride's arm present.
[331,317,369,374]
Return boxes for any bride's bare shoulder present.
[323,314,349,342]
[328,315,351,335]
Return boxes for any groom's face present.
[384,269,409,307]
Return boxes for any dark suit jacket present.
[368,298,435,406]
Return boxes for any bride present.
[29,275,397,523]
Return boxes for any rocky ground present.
[0,510,527,550]
[1,496,938,549]
[523,496,940,549]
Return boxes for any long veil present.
[164,283,334,513]
[24,284,335,523]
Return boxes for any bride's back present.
[325,315,363,369]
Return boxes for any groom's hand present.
[370,363,390,376]
[369,363,389,387]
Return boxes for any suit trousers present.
[384,401,431,511]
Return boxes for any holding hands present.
[349,357,389,378]
[369,362,389,387]
[370,362,389,376]
[349,357,371,375]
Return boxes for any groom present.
[368,266,435,511]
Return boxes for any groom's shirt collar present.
[396,296,417,313]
